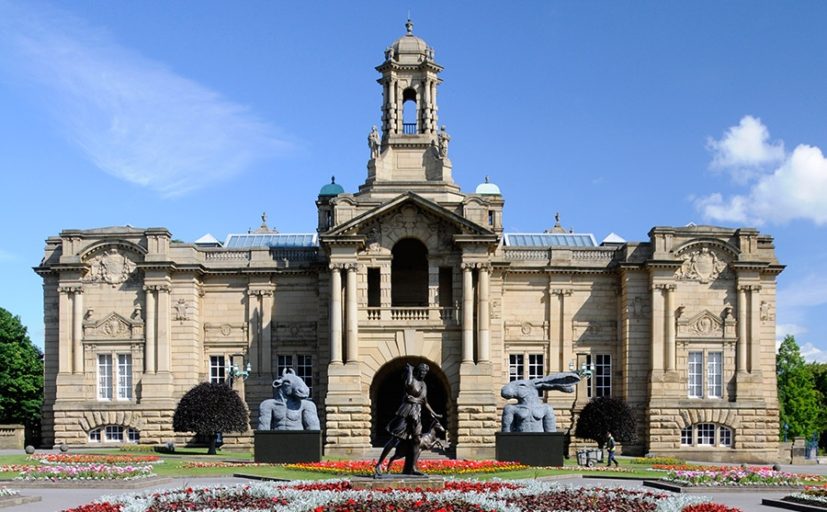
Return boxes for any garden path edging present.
[643,480,807,494]
[0,495,41,508]
[3,477,173,489]
[761,498,827,512]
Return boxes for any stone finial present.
[261,212,268,228]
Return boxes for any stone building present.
[36,21,783,463]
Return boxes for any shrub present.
[172,382,249,454]
[574,396,637,448]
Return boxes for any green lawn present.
[0,451,663,481]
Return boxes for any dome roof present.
[475,176,501,195]
[319,176,344,197]
[388,20,432,64]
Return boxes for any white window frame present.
[687,350,724,399]
[508,354,524,382]
[98,354,113,400]
[681,423,734,448]
[688,352,703,398]
[707,351,722,398]
[585,354,612,398]
[680,426,693,446]
[507,351,545,397]
[209,355,227,384]
[117,354,132,400]
[88,426,140,444]
[276,353,315,397]
[97,352,133,401]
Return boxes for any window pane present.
[697,423,715,445]
[681,426,693,445]
[209,356,226,383]
[89,429,101,442]
[528,354,544,397]
[105,425,123,442]
[719,426,732,447]
[98,354,113,400]
[707,352,722,398]
[688,352,703,398]
[595,354,611,397]
[127,428,140,443]
[117,354,132,400]
[508,354,524,382]
[585,355,593,398]
[277,355,293,378]
[297,355,313,397]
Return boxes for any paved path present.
[1,457,823,511]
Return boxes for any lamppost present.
[783,423,789,442]
[216,354,251,450]
[569,360,596,379]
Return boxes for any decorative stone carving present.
[437,125,450,159]
[204,323,248,344]
[572,320,616,342]
[760,301,775,321]
[501,372,580,432]
[368,125,380,159]
[675,246,730,283]
[85,248,138,286]
[628,296,648,319]
[505,321,545,339]
[273,322,317,344]
[83,312,143,340]
[174,299,195,321]
[677,310,726,338]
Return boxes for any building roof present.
[223,233,318,249]
[319,176,345,197]
[601,232,626,244]
[194,233,221,246]
[504,233,597,248]
[475,176,501,195]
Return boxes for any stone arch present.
[391,238,429,307]
[677,408,740,429]
[673,238,740,259]
[369,356,453,448]
[78,410,146,433]
[80,240,147,261]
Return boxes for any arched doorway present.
[391,238,428,306]
[370,356,451,448]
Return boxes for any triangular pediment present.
[325,192,496,238]
[677,309,724,338]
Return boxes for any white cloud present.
[800,342,827,363]
[776,323,808,343]
[707,115,785,181]
[697,117,827,225]
[0,1,291,197]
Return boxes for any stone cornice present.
[644,260,684,270]
[730,261,771,271]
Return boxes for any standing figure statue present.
[374,363,442,476]
[368,125,381,159]
[500,372,580,432]
[258,369,320,431]
[437,125,451,159]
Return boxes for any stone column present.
[261,289,273,376]
[477,264,490,363]
[650,284,665,371]
[247,290,260,373]
[144,286,156,374]
[156,284,171,373]
[58,286,72,373]
[749,285,762,373]
[346,264,359,363]
[462,263,474,363]
[329,265,343,364]
[737,285,748,373]
[664,284,676,372]
[71,286,84,374]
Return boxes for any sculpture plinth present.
[253,430,322,463]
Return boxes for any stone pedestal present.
[351,475,445,490]
[0,425,24,449]
[496,432,566,467]
[254,430,322,463]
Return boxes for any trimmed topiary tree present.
[574,396,637,449]
[172,382,249,454]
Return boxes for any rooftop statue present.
[374,363,442,476]
[500,372,580,432]
[258,369,320,431]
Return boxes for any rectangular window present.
[105,425,123,442]
[277,355,293,377]
[367,268,381,308]
[297,355,313,397]
[707,351,722,398]
[438,267,453,307]
[508,354,524,382]
[98,354,113,400]
[688,352,703,398]
[719,426,732,447]
[697,423,715,445]
[127,428,140,443]
[528,354,544,396]
[117,354,132,400]
[680,426,693,446]
[209,355,226,384]
[585,355,593,398]
[488,210,495,226]
[595,354,612,397]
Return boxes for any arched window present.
[402,88,417,134]
[88,425,140,443]
[391,238,428,306]
[680,423,733,447]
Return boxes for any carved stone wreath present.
[675,246,730,284]
[85,248,138,286]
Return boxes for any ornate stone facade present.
[35,22,783,463]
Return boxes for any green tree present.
[0,308,43,439]
[574,397,637,449]
[807,361,827,448]
[172,382,249,454]
[776,335,821,439]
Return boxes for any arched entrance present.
[370,357,451,448]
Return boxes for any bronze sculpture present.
[374,363,442,476]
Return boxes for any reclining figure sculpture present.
[500,372,580,432]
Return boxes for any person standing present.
[606,431,619,467]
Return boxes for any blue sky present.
[0,1,825,362]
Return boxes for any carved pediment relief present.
[505,321,547,339]
[677,309,735,338]
[356,205,459,254]
[83,312,143,340]
[83,246,141,286]
[674,244,732,284]
[572,320,617,343]
[273,321,317,343]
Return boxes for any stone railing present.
[504,249,550,260]
[0,424,24,449]
[204,250,251,262]
[572,249,617,261]
[365,307,457,323]
[270,248,319,262]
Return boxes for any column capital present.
[653,283,676,292]
[329,263,345,271]
[58,284,83,295]
[748,284,762,292]
[461,262,476,271]
[144,284,171,293]
[738,284,752,293]
[345,262,358,272]
[247,287,274,297]
[551,288,573,297]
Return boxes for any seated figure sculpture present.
[500,372,580,432]
[258,368,320,431]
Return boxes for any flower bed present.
[662,467,824,487]
[652,464,772,472]
[284,459,529,475]
[0,488,20,497]
[30,453,162,464]
[63,479,733,512]
[182,461,276,469]
[17,464,154,481]
[782,484,827,508]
